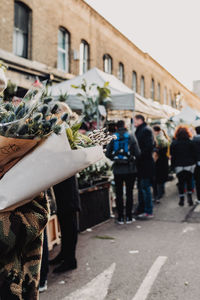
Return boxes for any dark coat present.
[193,135,200,162]
[155,147,169,184]
[170,138,196,168]
[106,128,141,175]
[135,122,155,179]
[53,176,81,214]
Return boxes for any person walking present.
[193,126,200,204]
[49,176,80,273]
[134,115,155,219]
[153,126,170,203]
[170,125,196,206]
[106,120,140,224]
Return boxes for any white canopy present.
[50,67,179,119]
[172,106,200,124]
[50,67,135,111]
[134,93,179,119]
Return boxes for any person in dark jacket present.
[106,120,141,224]
[134,115,155,219]
[153,126,169,202]
[170,125,196,206]
[49,176,81,273]
[193,126,200,204]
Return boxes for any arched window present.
[13,1,31,58]
[169,90,172,106]
[132,71,137,92]
[164,87,167,105]
[118,63,124,82]
[157,83,161,102]
[103,54,112,74]
[79,40,89,75]
[151,78,155,100]
[57,27,70,72]
[140,76,145,97]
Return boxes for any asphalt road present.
[40,180,200,300]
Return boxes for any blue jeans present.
[139,179,153,215]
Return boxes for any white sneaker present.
[39,280,47,293]
[195,199,200,204]
[126,217,136,224]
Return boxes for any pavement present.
[40,180,200,300]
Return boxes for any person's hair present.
[195,126,200,135]
[162,129,171,142]
[153,125,161,132]
[108,122,116,133]
[135,114,145,122]
[116,120,125,129]
[174,125,192,140]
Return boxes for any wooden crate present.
[46,214,61,251]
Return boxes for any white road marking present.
[132,256,168,300]
[62,263,116,300]
[182,226,195,234]
[194,204,200,213]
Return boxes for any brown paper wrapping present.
[0,135,40,178]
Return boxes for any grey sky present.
[84,0,200,90]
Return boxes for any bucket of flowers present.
[0,67,114,210]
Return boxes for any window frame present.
[132,71,137,92]
[79,40,89,75]
[157,82,161,102]
[13,1,31,59]
[118,62,124,82]
[163,87,168,105]
[151,78,155,100]
[57,27,70,72]
[103,54,112,74]
[140,75,145,97]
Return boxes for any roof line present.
[82,0,199,99]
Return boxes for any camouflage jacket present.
[0,194,49,300]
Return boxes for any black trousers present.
[194,166,200,200]
[114,173,136,218]
[57,211,78,264]
[177,170,193,195]
[40,228,49,286]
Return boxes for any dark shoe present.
[179,196,184,207]
[49,253,64,265]
[53,260,77,273]
[187,193,194,206]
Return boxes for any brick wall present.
[0,0,200,110]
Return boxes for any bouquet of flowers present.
[0,69,112,210]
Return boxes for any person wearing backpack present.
[106,120,141,224]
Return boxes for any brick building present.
[0,0,200,110]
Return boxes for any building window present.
[168,91,172,106]
[140,76,145,97]
[103,54,112,74]
[118,62,124,82]
[132,71,137,92]
[164,87,167,105]
[157,83,161,102]
[13,1,30,58]
[57,27,70,72]
[151,78,155,100]
[79,40,89,75]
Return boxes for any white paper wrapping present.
[0,129,104,210]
